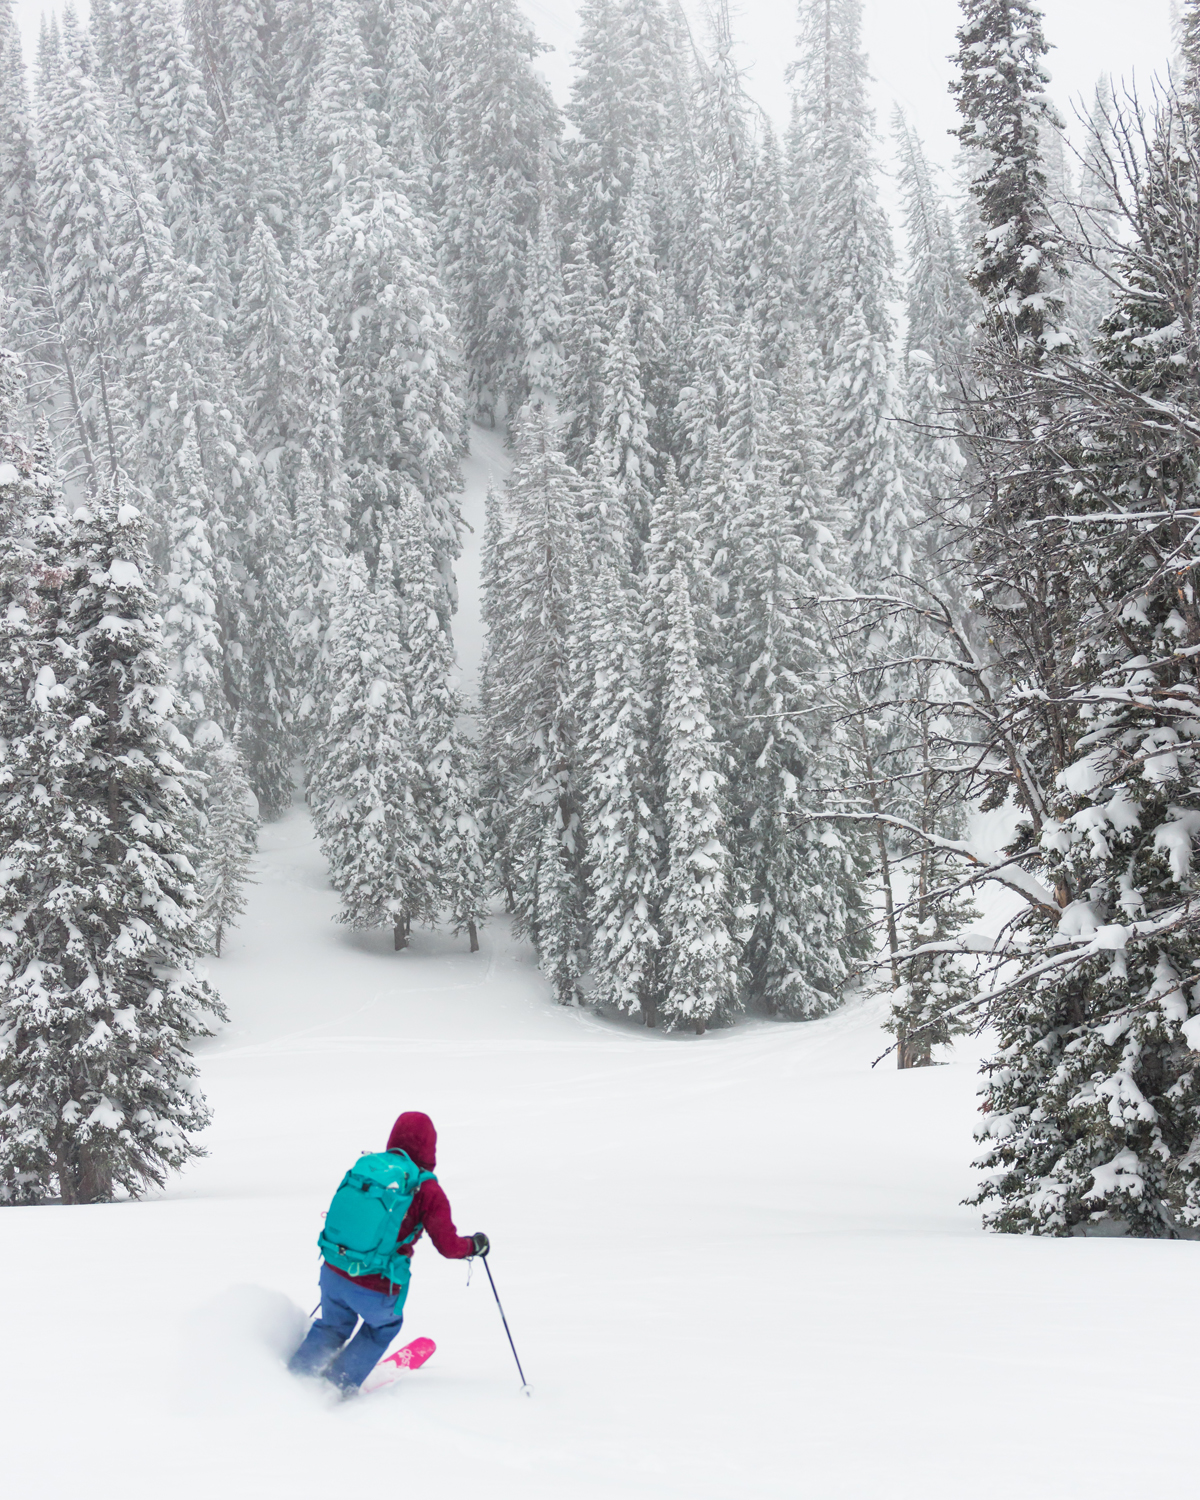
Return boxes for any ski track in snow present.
[5,433,1200,1499]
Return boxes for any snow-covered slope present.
[4,428,1198,1498]
[4,796,1200,1499]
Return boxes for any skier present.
[288,1111,488,1393]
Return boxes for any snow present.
[0,798,1197,1497]
[107,557,143,587]
[6,434,1200,1498]
[0,461,19,486]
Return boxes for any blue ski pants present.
[288,1262,410,1391]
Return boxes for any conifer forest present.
[4,0,1200,1252]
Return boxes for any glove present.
[471,1231,490,1258]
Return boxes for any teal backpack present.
[318,1149,435,1285]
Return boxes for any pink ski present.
[362,1337,437,1394]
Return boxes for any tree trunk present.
[394,917,409,951]
[468,920,479,953]
[694,1019,706,1036]
[58,1146,113,1205]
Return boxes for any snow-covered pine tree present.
[579,553,662,1021]
[235,218,322,504]
[0,7,66,418]
[239,469,295,818]
[35,13,145,483]
[971,86,1200,1236]
[101,0,216,252]
[479,408,585,1001]
[162,433,227,747]
[788,0,913,582]
[893,111,972,574]
[594,310,656,553]
[885,676,978,1068]
[726,439,870,1019]
[307,553,430,948]
[560,254,611,474]
[286,450,342,745]
[438,0,560,427]
[519,144,565,412]
[951,0,1068,355]
[476,479,518,910]
[568,0,684,275]
[0,486,222,1205]
[657,562,737,1034]
[303,0,463,593]
[607,165,672,468]
[196,736,258,956]
[730,122,796,385]
[383,486,486,951]
[0,339,69,778]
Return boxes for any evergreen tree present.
[304,0,463,588]
[580,555,661,1021]
[0,487,222,1205]
[519,145,566,411]
[438,0,560,426]
[731,123,796,384]
[286,450,341,742]
[788,0,911,580]
[197,737,258,956]
[479,409,584,1000]
[162,434,226,745]
[657,563,736,1033]
[385,486,486,950]
[308,554,430,948]
[894,111,972,571]
[0,6,67,417]
[972,90,1200,1236]
[35,14,149,483]
[727,456,869,1019]
[951,0,1068,354]
[568,0,685,273]
[102,0,216,249]
[239,471,295,818]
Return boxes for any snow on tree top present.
[108,559,143,587]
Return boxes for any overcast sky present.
[14,0,1176,178]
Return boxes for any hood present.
[386,1111,437,1171]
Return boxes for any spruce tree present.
[727,458,869,1020]
[307,554,430,947]
[162,433,226,745]
[35,14,147,483]
[951,0,1067,354]
[385,486,486,950]
[102,0,216,250]
[303,0,463,589]
[286,450,341,743]
[197,737,258,957]
[788,0,911,580]
[519,145,565,411]
[239,471,295,818]
[657,563,737,1033]
[971,89,1200,1236]
[438,0,560,427]
[479,408,584,1000]
[0,486,222,1205]
[579,555,662,1022]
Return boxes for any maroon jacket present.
[326,1111,474,1295]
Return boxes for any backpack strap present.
[395,1168,437,1249]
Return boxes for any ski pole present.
[482,1256,531,1395]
